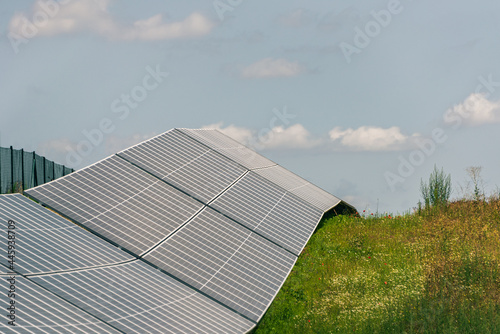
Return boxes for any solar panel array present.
[1,128,355,333]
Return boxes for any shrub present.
[420,165,451,209]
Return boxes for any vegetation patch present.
[255,199,500,333]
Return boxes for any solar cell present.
[0,275,121,333]
[31,261,255,334]
[118,129,247,203]
[143,207,297,322]
[210,171,324,255]
[25,155,205,256]
[0,194,133,275]
[179,129,276,170]
[254,165,341,211]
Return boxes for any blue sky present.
[2,0,500,213]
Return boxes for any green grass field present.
[254,199,500,333]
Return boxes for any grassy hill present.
[254,199,500,333]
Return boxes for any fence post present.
[10,146,13,193]
[43,156,46,184]
[21,148,24,192]
[33,152,37,187]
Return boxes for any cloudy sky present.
[2,0,500,213]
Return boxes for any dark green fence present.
[0,146,74,194]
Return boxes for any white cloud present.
[203,123,423,152]
[202,123,320,150]
[444,93,500,126]
[258,124,320,149]
[9,0,214,40]
[329,126,420,151]
[240,58,305,78]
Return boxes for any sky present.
[1,0,500,214]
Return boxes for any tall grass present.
[254,199,500,333]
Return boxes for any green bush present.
[420,165,451,209]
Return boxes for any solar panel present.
[143,207,297,322]
[254,165,341,211]
[0,194,133,275]
[118,129,247,203]
[179,128,276,170]
[25,155,205,256]
[20,127,355,333]
[31,261,255,333]
[0,275,121,333]
[210,171,324,255]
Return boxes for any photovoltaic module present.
[0,128,355,333]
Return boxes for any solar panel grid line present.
[26,184,95,221]
[17,284,109,334]
[33,262,254,333]
[111,156,246,258]
[177,128,244,149]
[172,229,286,294]
[47,154,194,219]
[204,265,275,305]
[144,257,277,312]
[65,157,199,226]
[211,193,287,230]
[120,131,210,175]
[143,208,296,321]
[114,129,178,156]
[288,182,310,192]
[103,265,250,333]
[211,173,323,254]
[146,211,291,289]
[0,195,132,275]
[113,153,213,212]
[3,276,123,334]
[252,209,310,242]
[121,143,212,180]
[292,186,339,210]
[27,156,205,256]
[33,273,151,333]
[195,191,289,290]
[251,255,299,322]
[9,232,86,274]
[215,189,318,255]
[0,219,114,273]
[204,204,301,258]
[253,165,341,211]
[253,165,308,189]
[211,241,293,288]
[138,204,207,257]
[178,129,277,170]
[24,259,137,278]
[252,197,323,246]
[21,193,143,262]
[119,129,249,204]
[253,220,309,254]
[72,270,213,334]
[160,157,246,203]
[203,278,264,319]
[204,170,249,205]
[222,172,290,209]
[26,185,156,255]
